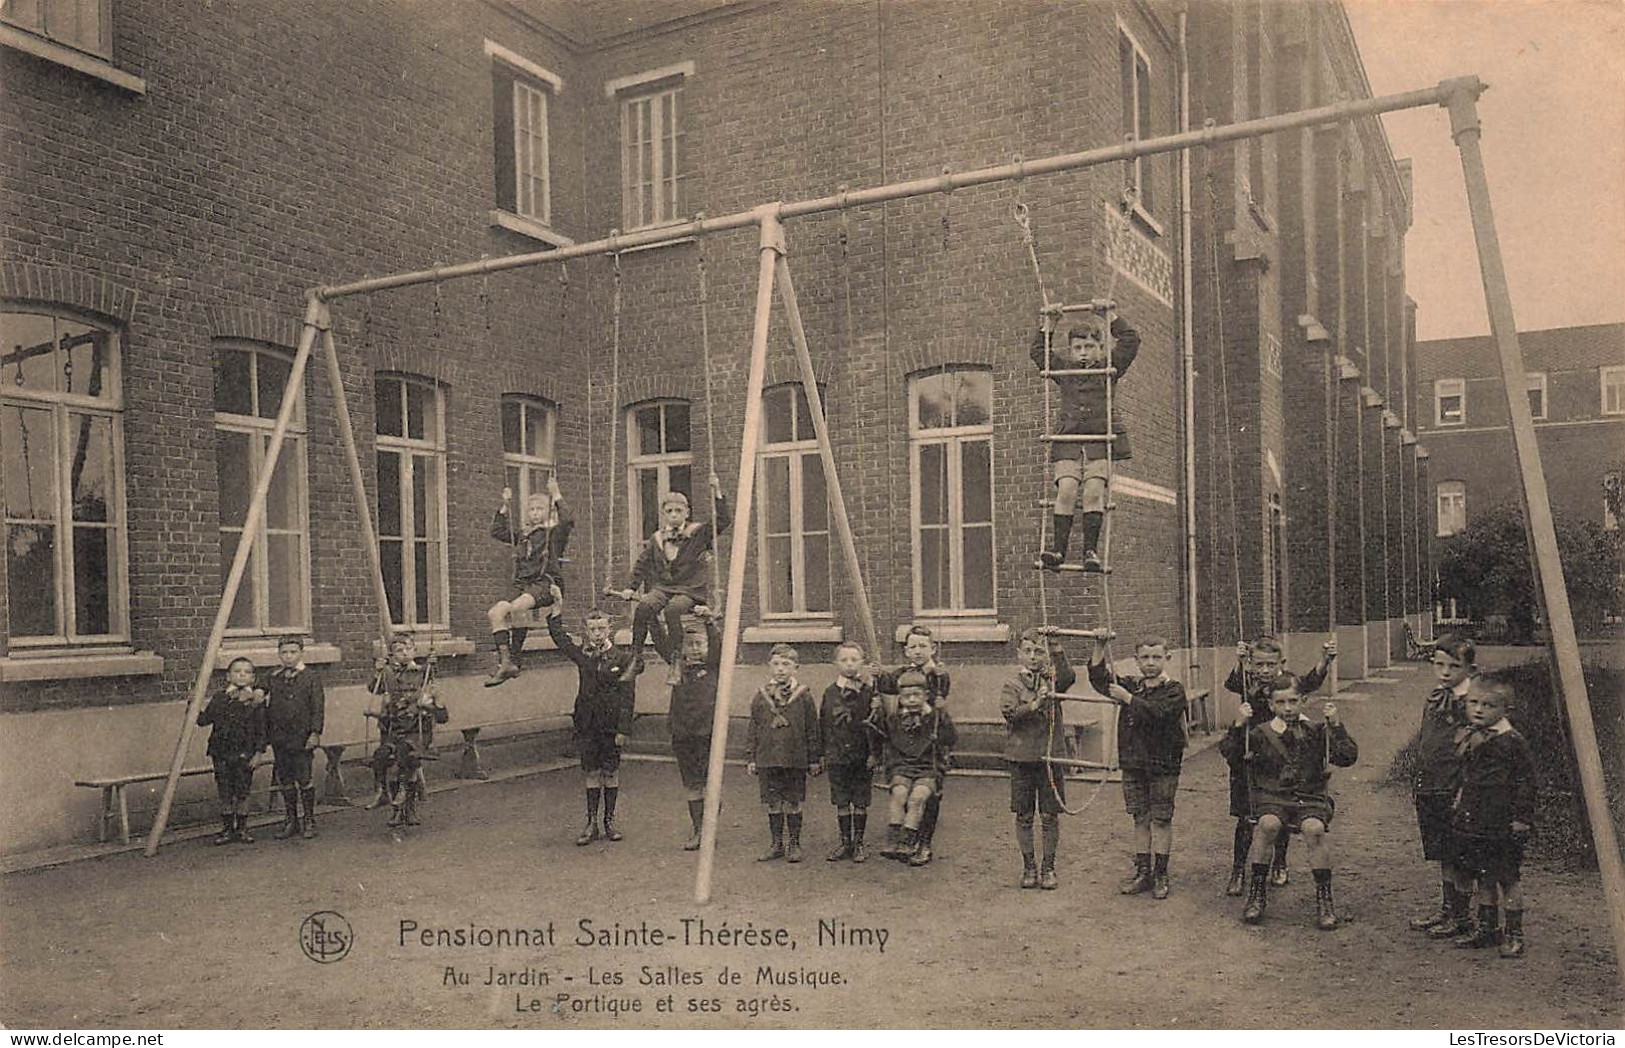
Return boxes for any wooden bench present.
[75,756,273,845]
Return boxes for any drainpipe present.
[1177,6,1201,691]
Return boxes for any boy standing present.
[486,476,573,687]
[872,668,957,865]
[821,642,879,863]
[1221,684,1357,929]
[1448,677,1535,959]
[1411,637,1477,937]
[1089,635,1189,899]
[746,644,822,863]
[198,656,268,845]
[1221,636,1337,893]
[614,476,728,685]
[264,637,326,840]
[547,595,637,846]
[1032,310,1141,573]
[668,608,723,851]
[1000,627,1079,890]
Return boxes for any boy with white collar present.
[1089,634,1188,899]
[1221,683,1357,929]
[614,476,728,686]
[547,595,637,846]
[746,644,822,863]
[486,475,573,687]
[1448,677,1535,959]
[820,642,879,863]
[264,636,326,839]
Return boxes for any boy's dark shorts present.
[1121,767,1180,820]
[576,732,622,774]
[1452,831,1525,885]
[671,736,711,790]
[271,744,314,786]
[1008,760,1065,815]
[1413,791,1456,861]
[827,760,874,808]
[1254,790,1335,832]
[211,754,257,800]
[757,767,807,805]
[517,578,561,607]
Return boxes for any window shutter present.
[492,66,516,212]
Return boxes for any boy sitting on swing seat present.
[485,474,572,687]
[1031,305,1141,573]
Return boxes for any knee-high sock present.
[603,787,619,824]
[836,813,852,843]
[687,798,704,832]
[1050,513,1073,555]
[586,787,601,821]
[1040,814,1060,867]
[919,793,941,845]
[1233,817,1253,868]
[852,809,868,843]
[508,626,528,664]
[1016,817,1035,863]
[1078,510,1104,554]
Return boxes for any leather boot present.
[274,788,301,839]
[1411,883,1453,931]
[1314,873,1338,930]
[1428,888,1474,940]
[1118,854,1153,895]
[1242,863,1270,924]
[403,782,422,826]
[301,787,319,839]
[235,813,256,844]
[1224,864,1247,897]
[1453,905,1501,948]
[213,814,236,846]
[1498,910,1526,959]
[1020,861,1039,889]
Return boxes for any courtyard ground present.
[1,661,1619,1029]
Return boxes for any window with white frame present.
[757,384,830,618]
[375,374,448,629]
[214,344,310,635]
[1526,371,1547,421]
[1117,23,1155,219]
[1601,365,1625,416]
[1436,481,1467,537]
[1434,378,1465,426]
[489,43,557,227]
[619,80,686,230]
[910,367,995,615]
[627,400,692,558]
[1,309,127,644]
[501,395,556,504]
[1,0,112,59]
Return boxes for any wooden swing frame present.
[137,76,1622,994]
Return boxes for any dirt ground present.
[1,662,1619,1030]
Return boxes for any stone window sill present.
[488,210,574,248]
[893,621,1011,644]
[0,25,145,94]
[368,635,477,659]
[0,650,164,682]
[742,623,844,644]
[214,642,343,670]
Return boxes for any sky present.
[1344,0,1625,340]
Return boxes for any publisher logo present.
[300,910,353,964]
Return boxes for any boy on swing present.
[364,635,447,829]
[1221,635,1337,894]
[1032,307,1141,572]
[486,474,573,687]
[1221,681,1357,929]
[871,625,951,863]
[871,666,957,865]
[613,475,727,687]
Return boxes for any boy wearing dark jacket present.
[1089,635,1189,899]
[870,667,957,866]
[1412,636,1477,937]
[547,597,637,846]
[821,642,879,863]
[1000,628,1081,890]
[199,656,268,845]
[668,609,723,850]
[264,636,326,840]
[871,625,951,863]
[485,475,574,687]
[614,476,728,685]
[746,644,822,863]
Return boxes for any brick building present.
[0,0,1428,854]
[1414,322,1625,620]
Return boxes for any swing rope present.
[601,246,624,597]
[695,218,723,603]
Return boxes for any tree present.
[1435,502,1621,640]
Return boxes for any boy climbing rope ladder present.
[1032,306,1141,572]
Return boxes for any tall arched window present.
[214,343,310,634]
[757,383,830,618]
[2,309,127,644]
[909,367,995,615]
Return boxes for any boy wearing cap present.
[614,475,728,685]
[1031,310,1142,572]
[870,666,957,865]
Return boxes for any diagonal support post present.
[145,294,325,855]
[1444,76,1625,997]
[774,253,880,661]
[694,209,784,904]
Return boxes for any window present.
[627,400,692,558]
[501,396,556,504]
[620,82,686,229]
[1118,23,1155,219]
[1434,378,1465,426]
[1602,366,1625,416]
[909,368,995,615]
[2,309,126,644]
[1,0,110,59]
[374,374,447,629]
[214,345,310,635]
[1526,372,1547,421]
[1436,481,1467,537]
[489,42,559,227]
[1435,596,1468,624]
[757,385,830,618]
